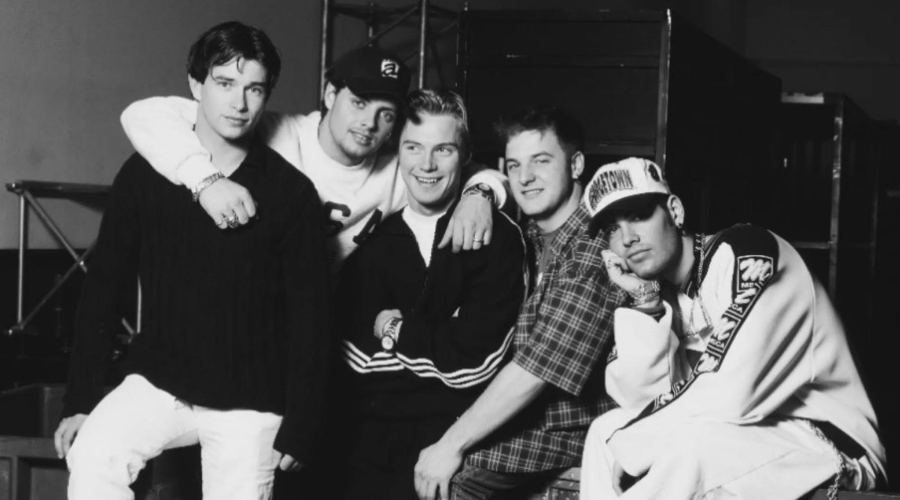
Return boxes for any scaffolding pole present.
[320,0,458,96]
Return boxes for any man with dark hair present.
[334,89,526,499]
[119,45,507,275]
[53,21,330,500]
[580,157,885,499]
[414,105,623,500]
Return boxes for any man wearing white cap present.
[579,157,885,500]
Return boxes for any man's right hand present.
[54,414,88,458]
[198,178,257,229]
[601,250,654,295]
[414,439,464,500]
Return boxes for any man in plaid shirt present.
[414,105,623,500]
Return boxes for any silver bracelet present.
[629,281,661,307]
[191,172,225,202]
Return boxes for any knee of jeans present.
[449,466,497,500]
[67,433,146,484]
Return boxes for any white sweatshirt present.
[120,97,507,272]
[605,224,885,482]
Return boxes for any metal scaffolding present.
[5,181,139,342]
[318,0,462,99]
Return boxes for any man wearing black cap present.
[120,45,506,274]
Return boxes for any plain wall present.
[745,0,900,121]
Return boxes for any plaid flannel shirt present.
[466,204,624,473]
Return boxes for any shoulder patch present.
[715,224,778,264]
[736,255,774,290]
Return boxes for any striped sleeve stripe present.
[341,327,515,389]
[342,340,403,373]
[396,326,515,388]
[341,211,527,388]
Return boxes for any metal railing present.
[4,181,139,341]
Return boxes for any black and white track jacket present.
[335,203,527,419]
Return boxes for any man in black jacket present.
[334,89,526,500]
[53,21,330,500]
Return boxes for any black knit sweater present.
[62,140,331,461]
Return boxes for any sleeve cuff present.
[512,351,582,396]
[176,154,219,190]
[273,425,318,463]
[632,303,666,321]
[465,169,508,208]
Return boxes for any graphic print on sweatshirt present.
[626,225,780,425]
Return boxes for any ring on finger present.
[223,213,240,228]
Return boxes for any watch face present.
[381,335,395,351]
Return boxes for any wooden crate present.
[0,384,201,500]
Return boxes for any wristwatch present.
[462,182,496,206]
[380,317,402,352]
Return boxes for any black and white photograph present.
[0,1,898,499]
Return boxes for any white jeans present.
[581,408,877,500]
[67,374,282,500]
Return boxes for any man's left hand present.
[438,194,493,253]
[374,309,402,339]
[278,453,302,472]
[414,440,463,500]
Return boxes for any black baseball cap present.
[326,46,411,104]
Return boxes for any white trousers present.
[580,408,875,500]
[66,374,282,500]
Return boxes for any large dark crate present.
[457,9,782,232]
[773,93,882,354]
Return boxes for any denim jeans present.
[450,464,561,500]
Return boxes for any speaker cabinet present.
[457,9,782,232]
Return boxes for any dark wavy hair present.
[187,21,282,96]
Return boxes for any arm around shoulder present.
[464,168,509,209]
[120,96,217,188]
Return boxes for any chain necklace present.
[677,233,713,339]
